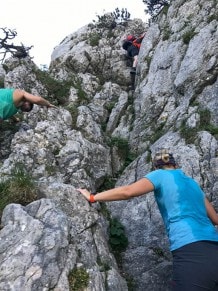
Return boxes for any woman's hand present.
[77,188,91,201]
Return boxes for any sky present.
[0,0,147,68]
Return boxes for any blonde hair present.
[152,149,176,169]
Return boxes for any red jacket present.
[122,33,145,51]
[132,34,145,49]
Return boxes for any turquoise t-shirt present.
[0,88,18,120]
[145,169,218,251]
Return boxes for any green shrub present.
[98,176,117,193]
[68,267,89,291]
[182,29,196,44]
[180,108,218,143]
[109,217,128,253]
[73,79,88,103]
[0,120,20,145]
[89,32,101,47]
[162,25,171,41]
[180,120,198,144]
[207,12,218,23]
[66,104,78,128]
[199,108,211,127]
[97,256,111,272]
[107,136,137,171]
[0,79,4,88]
[34,69,71,105]
[0,163,37,218]
[151,246,166,258]
[109,137,129,158]
[150,123,166,144]
[199,109,218,137]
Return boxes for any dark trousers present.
[171,241,218,290]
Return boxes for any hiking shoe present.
[130,67,136,75]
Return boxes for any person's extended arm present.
[13,89,56,108]
[23,91,55,107]
[77,178,154,203]
[205,197,218,225]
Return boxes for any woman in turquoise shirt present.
[78,149,218,290]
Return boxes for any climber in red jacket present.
[122,33,145,90]
[122,33,145,74]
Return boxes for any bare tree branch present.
[0,27,33,63]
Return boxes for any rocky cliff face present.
[0,0,217,290]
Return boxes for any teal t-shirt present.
[145,169,218,251]
[0,88,18,120]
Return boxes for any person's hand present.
[47,103,58,109]
[77,188,91,201]
[10,116,20,123]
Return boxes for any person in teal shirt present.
[78,149,218,290]
[0,88,56,121]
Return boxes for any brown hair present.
[20,101,33,112]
